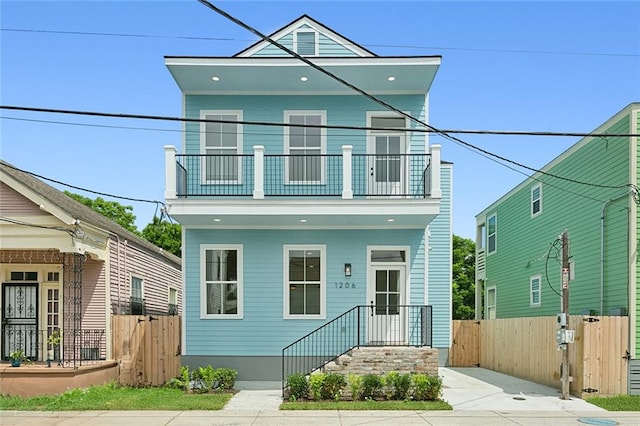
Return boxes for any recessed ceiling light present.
[387,76,396,81]
[300,76,308,82]
[300,219,307,223]
[212,76,220,81]
[387,218,395,222]
[214,218,221,222]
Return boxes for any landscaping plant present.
[285,373,309,401]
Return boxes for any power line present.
[3,113,638,138]
[3,27,637,58]
[196,0,634,192]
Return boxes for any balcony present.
[164,145,442,228]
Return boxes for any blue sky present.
[1,0,639,239]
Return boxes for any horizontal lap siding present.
[0,182,42,215]
[183,228,428,356]
[636,107,640,356]
[429,164,452,348]
[486,114,631,318]
[81,258,106,330]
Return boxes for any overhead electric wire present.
[3,27,637,58]
[2,113,638,138]
[196,0,635,192]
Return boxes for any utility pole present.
[560,230,570,400]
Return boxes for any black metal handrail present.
[281,304,432,396]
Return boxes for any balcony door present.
[368,115,407,196]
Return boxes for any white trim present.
[366,245,410,306]
[629,107,638,358]
[284,110,327,185]
[166,57,440,67]
[531,183,542,217]
[486,285,497,319]
[182,90,429,96]
[200,244,244,319]
[366,112,409,197]
[283,244,326,319]
[530,275,541,307]
[181,226,187,355]
[199,110,244,185]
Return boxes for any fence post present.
[342,145,353,199]
[357,305,361,347]
[253,145,265,199]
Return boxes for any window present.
[530,275,541,306]
[201,245,243,319]
[486,286,496,319]
[130,275,144,315]
[284,245,326,318]
[200,110,242,183]
[285,111,326,183]
[10,271,37,281]
[294,30,317,56]
[168,287,178,315]
[531,184,542,216]
[487,214,497,254]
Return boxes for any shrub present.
[361,374,383,400]
[166,365,190,390]
[213,368,238,390]
[412,374,442,401]
[321,373,346,401]
[308,372,326,400]
[286,373,309,401]
[347,373,363,401]
[191,365,215,393]
[384,372,412,400]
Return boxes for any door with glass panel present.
[367,265,406,344]
[368,116,406,196]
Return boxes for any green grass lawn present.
[280,399,452,410]
[585,395,640,411]
[0,383,233,411]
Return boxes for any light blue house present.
[163,15,452,381]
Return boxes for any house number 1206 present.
[335,282,356,289]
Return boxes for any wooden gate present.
[450,320,480,367]
[111,315,181,386]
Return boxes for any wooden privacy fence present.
[112,315,181,386]
[450,316,629,397]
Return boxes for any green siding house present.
[475,103,640,393]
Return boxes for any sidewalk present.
[1,368,637,425]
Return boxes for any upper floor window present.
[530,275,541,307]
[285,111,326,184]
[131,275,144,315]
[200,110,243,184]
[531,184,542,217]
[487,214,497,254]
[294,30,317,56]
[284,245,326,319]
[201,245,243,319]
[168,287,178,315]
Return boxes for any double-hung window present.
[487,214,497,254]
[201,245,243,319]
[201,110,243,184]
[530,275,541,307]
[284,245,326,318]
[285,111,326,184]
[486,286,496,319]
[531,184,542,217]
[130,275,144,315]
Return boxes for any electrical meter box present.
[557,313,567,327]
[556,328,575,344]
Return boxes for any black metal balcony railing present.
[1,328,106,364]
[281,304,432,395]
[175,153,431,198]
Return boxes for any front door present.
[367,265,406,344]
[2,283,38,360]
[369,134,405,196]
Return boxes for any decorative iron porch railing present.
[1,328,106,365]
[173,151,433,198]
[281,304,432,396]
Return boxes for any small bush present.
[412,374,442,401]
[196,365,216,391]
[166,365,190,390]
[347,373,363,401]
[286,373,309,401]
[213,368,238,390]
[384,372,412,400]
[321,372,346,401]
[361,374,383,400]
[308,373,326,401]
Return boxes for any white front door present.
[369,134,405,196]
[367,265,406,344]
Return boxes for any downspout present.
[110,233,122,314]
[601,190,634,315]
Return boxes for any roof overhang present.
[164,56,441,95]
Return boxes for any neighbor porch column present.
[342,145,353,199]
[164,145,177,199]
[430,144,441,198]
[253,145,265,199]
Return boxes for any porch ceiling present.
[165,199,440,229]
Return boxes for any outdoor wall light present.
[344,263,352,277]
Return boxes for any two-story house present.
[474,103,640,394]
[164,15,452,382]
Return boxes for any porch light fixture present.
[387,218,395,222]
[344,263,352,277]
[211,76,220,81]
[213,218,221,222]
[300,76,308,82]
[300,219,307,223]
[387,76,396,81]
